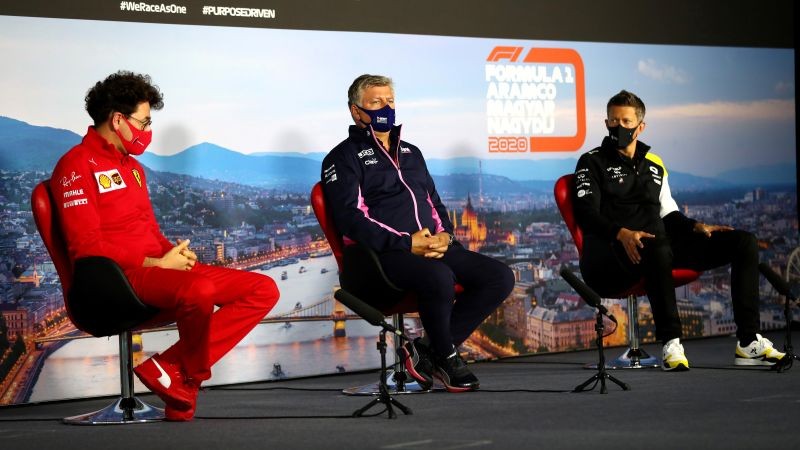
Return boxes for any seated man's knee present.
[420,265,456,299]
[253,275,280,310]
[497,264,515,296]
[180,276,217,314]
[727,229,759,265]
[734,230,758,253]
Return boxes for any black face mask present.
[607,124,638,149]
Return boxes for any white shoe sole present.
[734,357,777,366]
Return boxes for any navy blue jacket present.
[321,125,453,252]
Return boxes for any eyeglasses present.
[607,118,641,128]
[126,115,152,130]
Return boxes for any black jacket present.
[572,137,696,241]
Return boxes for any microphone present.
[559,267,617,323]
[333,289,407,339]
[758,263,797,301]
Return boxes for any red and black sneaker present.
[433,352,479,393]
[397,338,434,389]
[133,354,195,410]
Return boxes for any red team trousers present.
[51,129,281,383]
[125,263,279,382]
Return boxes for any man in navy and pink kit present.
[50,71,280,421]
[321,74,514,392]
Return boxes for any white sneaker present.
[734,334,786,366]
[662,338,690,371]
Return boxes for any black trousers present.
[579,229,760,343]
[373,244,515,357]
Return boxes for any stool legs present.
[605,295,660,369]
[342,313,433,396]
[63,331,164,425]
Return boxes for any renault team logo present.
[485,46,586,153]
[94,169,127,193]
[132,168,142,187]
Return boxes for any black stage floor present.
[1,330,798,450]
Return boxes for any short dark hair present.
[607,90,646,122]
[85,71,164,125]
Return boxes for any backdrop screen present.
[0,6,795,404]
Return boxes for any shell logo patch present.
[98,174,111,189]
[94,169,127,193]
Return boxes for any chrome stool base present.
[63,396,164,425]
[586,347,660,369]
[343,369,437,395]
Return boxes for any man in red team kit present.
[50,71,280,421]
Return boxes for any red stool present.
[32,180,168,424]
[554,174,700,368]
[310,182,428,394]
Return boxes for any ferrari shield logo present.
[132,168,142,187]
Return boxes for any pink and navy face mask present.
[356,104,395,132]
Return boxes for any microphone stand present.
[574,310,630,394]
[352,328,412,418]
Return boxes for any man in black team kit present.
[573,89,785,371]
[321,74,515,391]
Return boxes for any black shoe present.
[397,338,433,389]
[433,352,479,392]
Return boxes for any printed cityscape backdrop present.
[0,15,796,405]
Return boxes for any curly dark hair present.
[85,71,164,125]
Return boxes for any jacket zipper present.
[368,129,423,231]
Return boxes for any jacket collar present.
[83,126,130,163]
[348,124,402,148]
[600,136,651,162]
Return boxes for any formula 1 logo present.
[485,46,586,153]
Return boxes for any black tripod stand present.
[574,311,631,394]
[776,295,799,373]
[757,263,799,373]
[352,329,413,419]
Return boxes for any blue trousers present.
[377,243,515,357]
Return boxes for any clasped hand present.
[156,239,198,271]
[411,228,450,258]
